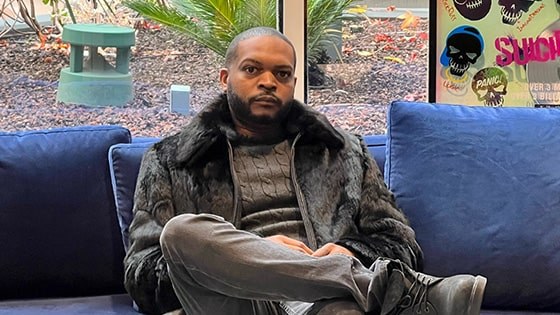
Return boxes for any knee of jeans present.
[160,213,223,253]
[160,214,210,256]
[311,299,364,315]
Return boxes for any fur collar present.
[174,93,344,166]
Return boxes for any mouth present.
[252,95,280,106]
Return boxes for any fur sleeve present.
[336,137,424,271]
[123,148,181,314]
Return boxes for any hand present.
[312,243,355,258]
[266,235,314,255]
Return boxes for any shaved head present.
[224,27,296,69]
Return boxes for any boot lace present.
[391,273,434,314]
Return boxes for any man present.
[124,26,486,315]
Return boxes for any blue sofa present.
[2,101,560,314]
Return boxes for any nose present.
[258,71,277,91]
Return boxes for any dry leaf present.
[39,34,47,49]
[418,32,429,41]
[357,50,373,57]
[384,56,406,64]
[398,11,419,30]
[342,44,353,54]
[374,33,393,42]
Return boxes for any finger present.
[276,243,311,255]
[301,246,314,255]
[274,236,313,254]
[312,244,331,257]
[313,244,355,257]
[266,235,313,254]
[286,244,313,255]
[287,242,313,255]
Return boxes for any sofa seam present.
[0,125,129,138]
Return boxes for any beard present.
[226,87,292,125]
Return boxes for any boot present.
[379,260,486,315]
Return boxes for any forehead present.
[234,35,295,67]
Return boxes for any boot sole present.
[467,275,487,315]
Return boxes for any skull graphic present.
[472,67,508,107]
[498,0,541,25]
[440,26,484,77]
[454,0,491,20]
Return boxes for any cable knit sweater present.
[233,140,307,243]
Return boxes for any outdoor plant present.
[0,0,134,43]
[123,0,358,73]
[44,0,133,30]
[0,0,47,38]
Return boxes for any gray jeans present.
[160,213,390,315]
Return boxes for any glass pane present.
[309,0,429,135]
[1,0,428,138]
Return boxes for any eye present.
[448,46,460,54]
[466,52,478,60]
[243,66,258,74]
[276,70,292,79]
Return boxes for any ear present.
[219,68,229,92]
[291,76,298,98]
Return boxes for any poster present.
[429,0,560,107]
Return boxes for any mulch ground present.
[0,17,428,137]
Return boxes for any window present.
[280,0,429,135]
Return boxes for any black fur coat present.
[124,94,423,314]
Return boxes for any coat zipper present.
[226,139,242,228]
[290,133,318,250]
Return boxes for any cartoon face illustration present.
[440,26,484,77]
[453,0,492,20]
[498,0,541,25]
[472,68,508,106]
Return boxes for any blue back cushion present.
[109,139,159,249]
[0,126,131,299]
[363,135,386,173]
[385,101,560,311]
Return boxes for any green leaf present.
[124,0,359,65]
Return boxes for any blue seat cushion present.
[0,294,137,314]
[0,126,131,299]
[109,140,158,249]
[385,101,560,312]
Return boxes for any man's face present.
[220,35,297,125]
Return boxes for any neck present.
[233,118,286,144]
